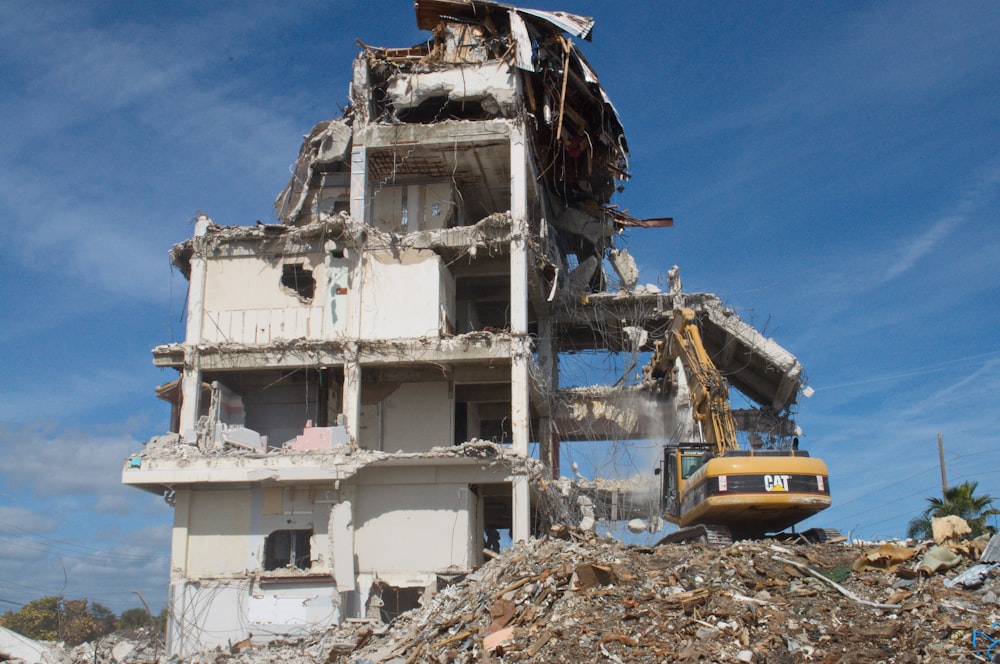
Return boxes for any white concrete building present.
[122,1,807,656]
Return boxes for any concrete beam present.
[356,119,510,150]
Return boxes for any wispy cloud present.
[883,161,1000,281]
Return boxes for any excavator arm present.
[646,307,739,454]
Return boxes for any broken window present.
[369,582,422,624]
[281,263,315,301]
[263,529,312,571]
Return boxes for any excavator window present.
[681,454,704,479]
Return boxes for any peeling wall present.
[167,578,340,656]
[371,181,457,233]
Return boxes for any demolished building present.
[122,1,810,656]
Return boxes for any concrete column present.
[331,485,357,595]
[346,145,367,342]
[511,474,531,544]
[509,122,531,543]
[179,215,211,441]
[350,145,367,225]
[537,316,559,477]
[509,123,530,457]
[343,353,362,446]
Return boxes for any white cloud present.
[0,425,140,496]
[0,506,59,534]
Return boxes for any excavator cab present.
[662,444,712,520]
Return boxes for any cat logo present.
[764,474,792,492]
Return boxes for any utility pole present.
[937,433,948,503]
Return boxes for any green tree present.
[0,596,61,641]
[0,597,118,646]
[155,608,168,633]
[60,599,98,645]
[90,602,117,636]
[907,481,1000,539]
[118,607,151,630]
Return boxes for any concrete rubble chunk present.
[608,248,638,289]
[932,514,972,544]
[0,625,70,664]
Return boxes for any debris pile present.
[336,530,1000,663]
[7,532,999,663]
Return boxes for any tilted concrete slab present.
[553,290,804,411]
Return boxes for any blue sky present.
[0,1,997,614]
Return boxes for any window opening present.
[370,582,422,624]
[263,529,312,570]
[281,263,316,301]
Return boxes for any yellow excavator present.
[646,308,832,543]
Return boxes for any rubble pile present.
[8,533,999,664]
[337,532,1000,663]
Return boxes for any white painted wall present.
[167,581,246,656]
[248,582,340,634]
[254,485,332,572]
[357,249,455,339]
[167,579,339,657]
[202,252,328,343]
[185,489,252,577]
[354,478,474,574]
[358,381,452,452]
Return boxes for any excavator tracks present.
[656,524,733,546]
[778,527,845,544]
[658,525,844,546]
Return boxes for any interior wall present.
[185,489,252,577]
[323,254,350,337]
[202,251,327,343]
[358,250,455,339]
[371,181,456,233]
[354,476,474,574]
[358,381,451,451]
[382,381,452,453]
[243,379,319,447]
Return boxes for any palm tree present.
[907,481,1000,539]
